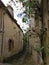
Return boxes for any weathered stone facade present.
[28,1,42,65]
[42,0,49,65]
[29,0,49,65]
[0,1,23,61]
[28,14,42,65]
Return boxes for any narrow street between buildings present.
[3,48,34,65]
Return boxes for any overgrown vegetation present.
[23,32,28,48]
[20,0,39,22]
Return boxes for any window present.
[8,39,14,51]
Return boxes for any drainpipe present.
[1,11,4,58]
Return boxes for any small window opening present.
[8,39,14,51]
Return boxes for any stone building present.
[28,0,49,65]
[0,0,23,61]
[28,0,42,65]
[41,0,49,65]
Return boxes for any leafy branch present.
[20,0,39,22]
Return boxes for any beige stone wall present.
[29,14,35,28]
[29,31,41,64]
[29,9,42,65]
[0,7,23,58]
[2,13,23,58]
[0,3,24,62]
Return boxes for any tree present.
[20,0,48,65]
[19,0,39,22]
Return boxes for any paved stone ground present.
[2,48,34,65]
[11,49,34,65]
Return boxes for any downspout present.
[1,10,4,57]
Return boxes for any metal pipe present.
[1,10,4,56]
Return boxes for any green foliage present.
[35,43,49,56]
[34,46,44,53]
[24,32,28,47]
[20,0,38,22]
[45,44,49,56]
[20,0,37,8]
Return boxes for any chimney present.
[7,6,14,17]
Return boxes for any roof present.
[0,0,23,33]
[7,5,13,11]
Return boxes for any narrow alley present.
[0,0,49,65]
[3,48,34,65]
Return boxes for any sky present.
[1,0,29,33]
